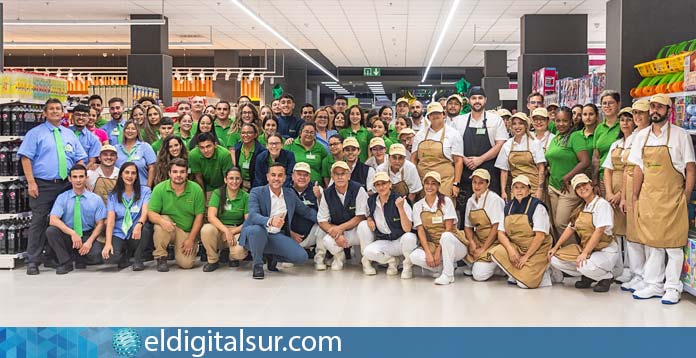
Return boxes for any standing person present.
[88,94,107,128]
[398,128,416,157]
[148,158,206,271]
[259,116,278,147]
[322,134,343,187]
[318,161,369,271]
[490,175,553,289]
[619,100,651,292]
[86,106,109,145]
[548,173,617,292]
[149,118,174,153]
[130,105,146,127]
[70,104,101,169]
[141,106,163,144]
[571,104,584,131]
[339,105,373,163]
[369,118,394,150]
[254,133,295,187]
[444,94,465,127]
[175,113,195,149]
[200,168,249,272]
[531,108,555,152]
[19,99,87,275]
[271,99,282,117]
[389,115,412,144]
[283,123,328,184]
[286,162,327,270]
[177,101,192,117]
[546,103,560,133]
[377,143,422,202]
[231,123,265,191]
[239,163,317,279]
[188,114,219,150]
[333,111,347,131]
[213,101,235,148]
[277,94,304,141]
[227,103,261,148]
[495,112,546,201]
[395,97,410,124]
[101,162,152,271]
[411,102,463,199]
[114,120,157,188]
[378,106,394,125]
[204,105,216,118]
[259,105,274,123]
[365,137,388,170]
[593,91,622,196]
[46,164,106,274]
[581,104,600,183]
[545,107,590,236]
[190,96,205,123]
[357,172,417,276]
[526,92,544,114]
[314,108,337,151]
[151,136,188,187]
[87,145,120,204]
[99,97,126,145]
[300,103,315,123]
[190,132,234,195]
[628,94,696,304]
[498,108,513,136]
[341,137,375,193]
[334,96,348,116]
[409,100,428,132]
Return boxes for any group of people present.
[17,86,694,305]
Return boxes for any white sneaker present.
[434,274,454,285]
[361,257,376,276]
[280,262,294,268]
[632,285,664,300]
[315,262,327,271]
[550,268,564,284]
[331,251,345,271]
[621,276,641,292]
[507,277,517,285]
[615,269,633,283]
[386,257,399,276]
[461,265,473,276]
[431,270,442,278]
[631,280,647,293]
[661,289,681,305]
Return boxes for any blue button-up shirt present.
[50,189,107,232]
[115,141,157,185]
[70,126,101,160]
[107,186,152,240]
[18,122,88,181]
[100,118,126,146]
[316,129,338,152]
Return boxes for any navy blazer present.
[239,185,318,247]
[252,149,296,188]
[234,140,266,185]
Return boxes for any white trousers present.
[440,234,468,277]
[550,242,619,281]
[626,241,647,281]
[361,229,418,265]
[471,261,505,281]
[323,226,368,255]
[643,246,684,293]
[299,224,327,264]
[408,232,461,274]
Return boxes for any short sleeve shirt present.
[149,180,206,232]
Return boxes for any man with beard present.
[628,93,695,305]
[334,95,348,115]
[99,97,126,145]
[70,104,102,168]
[445,94,465,129]
[271,99,282,117]
[87,145,120,204]
[300,103,315,123]
[409,100,428,132]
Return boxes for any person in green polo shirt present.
[580,103,600,183]
[322,133,344,187]
[189,132,234,194]
[148,158,206,272]
[151,118,174,153]
[285,122,328,183]
[200,167,249,272]
[213,101,235,148]
[592,90,621,195]
[175,113,196,149]
[339,104,372,163]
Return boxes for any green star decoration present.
[273,84,284,100]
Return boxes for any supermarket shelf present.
[0,98,46,106]
[0,176,25,183]
[685,284,696,298]
[0,252,26,269]
[635,90,696,101]
[0,212,31,220]
[0,136,24,141]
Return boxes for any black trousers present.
[105,223,154,264]
[45,227,100,265]
[27,179,71,264]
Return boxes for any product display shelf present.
[0,98,46,106]
[685,285,696,297]
[0,251,26,269]
[635,90,696,101]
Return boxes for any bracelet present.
[136,222,144,226]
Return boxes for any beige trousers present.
[153,215,199,269]
[200,223,248,264]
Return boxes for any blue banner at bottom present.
[0,327,693,357]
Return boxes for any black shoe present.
[167,246,175,260]
[575,275,595,289]
[157,257,169,272]
[132,260,145,271]
[199,244,208,263]
[219,249,230,263]
[75,261,87,269]
[265,255,279,272]
[593,279,612,293]
[42,258,59,269]
[228,260,240,268]
[117,258,132,270]
[26,263,39,275]
[344,247,352,260]
[56,263,73,275]
[252,264,265,279]
[203,262,219,272]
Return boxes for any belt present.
[37,178,68,184]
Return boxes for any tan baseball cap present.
[512,112,530,124]
[497,108,512,118]
[423,171,442,184]
[618,107,633,117]
[396,97,409,105]
[373,171,390,185]
[546,102,560,109]
[511,175,531,187]
[571,173,592,191]
[389,143,407,157]
[331,161,350,172]
[369,137,386,149]
[649,93,671,107]
[293,162,311,174]
[531,107,549,118]
[398,128,416,138]
[100,144,117,153]
[469,168,491,181]
[342,137,360,149]
[632,99,649,112]
[446,94,463,105]
[426,102,445,117]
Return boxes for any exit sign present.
[363,67,381,77]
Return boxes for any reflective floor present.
[1,261,695,327]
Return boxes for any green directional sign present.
[363,67,381,77]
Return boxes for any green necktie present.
[74,129,82,137]
[123,143,138,162]
[121,196,134,235]
[73,194,83,237]
[53,127,68,180]
[117,122,124,144]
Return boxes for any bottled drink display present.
[0,104,44,137]
[0,141,24,177]
[0,180,29,213]
[0,217,30,255]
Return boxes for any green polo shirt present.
[238,145,256,182]
[284,138,328,183]
[258,132,268,147]
[176,131,193,149]
[544,131,588,191]
[339,126,373,162]
[214,120,235,148]
[593,120,621,179]
[173,122,198,137]
[321,155,341,180]
[149,179,206,232]
[388,126,400,143]
[548,120,557,134]
[208,189,249,226]
[189,145,233,192]
[151,138,163,153]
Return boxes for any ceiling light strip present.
[421,0,461,83]
[4,19,166,26]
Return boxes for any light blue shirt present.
[50,189,107,232]
[316,129,338,152]
[18,122,88,180]
[100,118,126,146]
[70,126,101,160]
[115,141,157,185]
[107,186,152,240]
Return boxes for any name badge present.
[303,199,312,206]
[306,153,316,160]
[131,205,140,212]
[131,155,140,161]
[431,215,443,224]
[111,128,120,135]
[64,144,74,153]
[242,161,250,169]
[476,128,486,135]
[224,204,232,211]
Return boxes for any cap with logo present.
[497,108,512,118]
[632,99,649,112]
[396,97,409,105]
[369,137,386,149]
[331,161,350,172]
[342,137,360,149]
[446,94,463,105]
[398,128,416,137]
[373,171,391,185]
[100,144,117,153]
[293,162,311,173]
[511,175,531,187]
[388,143,407,157]
[571,173,592,191]
[426,102,445,117]
[469,168,491,181]
[618,107,633,116]
[531,108,548,118]
[423,171,442,184]
[649,93,671,107]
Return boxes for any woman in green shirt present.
[232,123,265,191]
[370,118,394,151]
[545,107,590,237]
[284,122,328,183]
[228,103,261,149]
[200,167,250,271]
[390,115,412,143]
[176,113,195,149]
[258,116,278,147]
[339,104,372,162]
[142,105,163,144]
[593,90,621,197]
[152,135,189,187]
[581,103,600,184]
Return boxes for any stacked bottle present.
[0,217,31,255]
[0,104,45,136]
[0,180,29,214]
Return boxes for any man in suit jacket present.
[239,163,317,279]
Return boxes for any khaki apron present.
[554,199,613,261]
[609,143,627,236]
[391,168,410,197]
[93,176,117,204]
[421,207,468,254]
[623,144,639,243]
[490,198,552,288]
[465,191,496,263]
[635,125,688,248]
[417,127,455,197]
[509,136,540,195]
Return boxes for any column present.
[482,50,509,109]
[517,14,588,110]
[1,3,4,72]
[127,14,173,105]
[213,50,240,102]
[606,0,696,102]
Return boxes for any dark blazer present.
[252,149,296,188]
[234,140,266,185]
[239,185,318,247]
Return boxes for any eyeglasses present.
[267,142,282,146]
[528,101,543,105]
[329,142,342,147]
[73,113,88,118]
[302,130,316,135]
[601,101,617,107]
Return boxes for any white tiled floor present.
[1,261,695,327]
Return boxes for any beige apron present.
[421,207,467,253]
[465,191,496,263]
[391,168,410,197]
[93,176,117,204]
[623,144,639,243]
[609,143,627,235]
[417,127,455,197]
[490,198,552,288]
[509,136,540,195]
[635,124,688,248]
[555,199,613,261]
